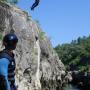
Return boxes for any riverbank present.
[62,83,90,90]
[61,71,90,90]
[72,71,90,88]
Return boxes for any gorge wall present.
[0,1,65,90]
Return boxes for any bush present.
[39,31,45,40]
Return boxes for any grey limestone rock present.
[0,1,65,90]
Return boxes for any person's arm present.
[0,58,10,90]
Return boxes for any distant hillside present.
[55,35,90,72]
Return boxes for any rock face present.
[0,1,65,90]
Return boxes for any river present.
[62,84,90,90]
[62,84,81,90]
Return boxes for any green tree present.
[54,35,90,72]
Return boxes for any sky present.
[17,0,90,47]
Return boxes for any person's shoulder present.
[0,58,10,64]
[0,50,12,60]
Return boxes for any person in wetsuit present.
[31,0,40,10]
[0,33,18,90]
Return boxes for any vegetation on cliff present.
[55,35,90,72]
[0,0,18,4]
[0,0,40,10]
[0,33,3,40]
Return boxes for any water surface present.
[62,84,80,90]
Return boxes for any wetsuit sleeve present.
[0,58,10,90]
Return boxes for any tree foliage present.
[54,35,90,72]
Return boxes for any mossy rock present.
[0,33,3,40]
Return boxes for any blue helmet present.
[3,33,18,49]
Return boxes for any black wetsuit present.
[31,0,40,10]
